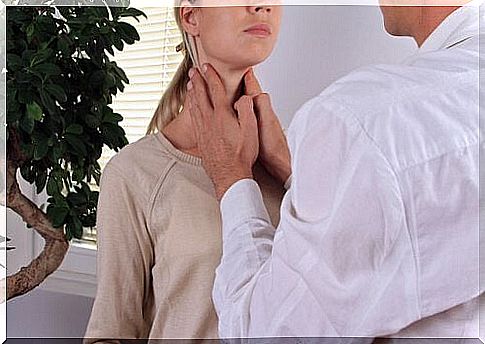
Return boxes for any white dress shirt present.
[213,2,483,340]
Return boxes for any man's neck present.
[412,6,461,47]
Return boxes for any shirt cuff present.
[220,179,271,239]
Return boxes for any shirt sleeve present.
[212,101,419,339]
[84,162,154,343]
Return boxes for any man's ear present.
[179,5,200,37]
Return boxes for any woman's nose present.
[248,6,272,14]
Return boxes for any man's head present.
[379,1,468,46]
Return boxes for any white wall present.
[257,5,416,127]
[6,5,416,339]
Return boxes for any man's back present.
[211,3,483,339]
[290,3,482,337]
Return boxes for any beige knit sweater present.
[83,132,284,343]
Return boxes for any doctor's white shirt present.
[212,2,483,340]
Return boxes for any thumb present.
[252,92,274,120]
[235,95,258,134]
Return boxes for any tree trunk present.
[3,130,69,302]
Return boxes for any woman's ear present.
[179,5,200,37]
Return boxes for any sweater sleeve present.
[84,162,154,343]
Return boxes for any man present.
[187,0,483,339]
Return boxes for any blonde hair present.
[146,0,198,135]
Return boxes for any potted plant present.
[5,2,146,300]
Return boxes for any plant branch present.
[3,159,69,301]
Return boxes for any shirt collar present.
[418,0,483,54]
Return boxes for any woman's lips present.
[244,24,272,37]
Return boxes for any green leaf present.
[34,63,61,77]
[84,114,100,128]
[48,206,69,228]
[89,70,106,86]
[35,169,48,193]
[81,213,96,228]
[30,48,54,67]
[57,36,71,56]
[20,114,35,134]
[65,124,83,135]
[111,63,129,84]
[40,90,57,114]
[7,53,22,71]
[102,109,123,124]
[44,84,67,103]
[26,24,35,43]
[67,191,87,206]
[17,88,33,104]
[119,8,147,21]
[27,102,43,121]
[105,73,116,89]
[66,215,83,240]
[52,144,64,161]
[111,31,124,51]
[47,176,59,196]
[81,182,92,197]
[20,164,35,183]
[16,71,33,85]
[65,134,87,156]
[65,231,73,241]
[73,216,84,239]
[33,143,49,161]
[72,167,85,182]
[117,22,139,43]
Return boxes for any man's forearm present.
[213,179,275,337]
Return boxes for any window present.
[80,6,184,244]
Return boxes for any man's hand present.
[188,64,259,201]
[244,68,291,186]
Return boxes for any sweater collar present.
[156,132,203,166]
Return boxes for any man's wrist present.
[213,169,254,201]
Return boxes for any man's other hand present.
[244,68,291,186]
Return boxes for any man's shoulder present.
[308,58,478,171]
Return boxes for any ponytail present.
[146,53,193,134]
[146,0,196,135]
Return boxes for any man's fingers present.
[235,95,258,137]
[187,88,205,139]
[189,68,214,118]
[244,68,263,96]
[201,64,228,110]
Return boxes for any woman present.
[84,1,284,342]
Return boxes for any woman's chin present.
[227,54,272,70]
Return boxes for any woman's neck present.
[208,62,247,104]
[162,63,248,156]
